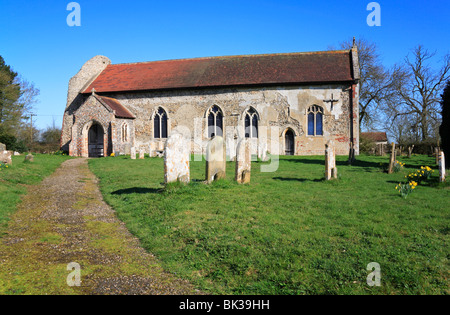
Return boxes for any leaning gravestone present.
[325,141,337,180]
[205,136,226,184]
[164,132,190,184]
[130,147,136,160]
[235,139,252,184]
[439,151,446,183]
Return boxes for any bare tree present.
[393,45,450,141]
[335,38,400,130]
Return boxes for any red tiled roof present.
[361,132,388,142]
[97,96,135,119]
[83,50,356,94]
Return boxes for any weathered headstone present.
[139,148,145,160]
[226,137,236,162]
[164,132,190,184]
[24,153,34,163]
[148,141,155,158]
[0,150,12,166]
[439,151,446,183]
[0,143,6,152]
[388,142,396,174]
[235,139,252,184]
[130,147,136,160]
[325,141,337,180]
[205,136,226,183]
[124,144,131,155]
[258,142,269,162]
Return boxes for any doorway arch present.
[88,123,104,158]
[285,129,295,156]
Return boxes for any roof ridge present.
[109,49,351,66]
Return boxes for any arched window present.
[154,107,168,139]
[207,105,223,138]
[244,108,259,138]
[121,123,128,142]
[308,105,323,136]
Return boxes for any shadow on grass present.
[386,177,447,188]
[273,177,324,183]
[282,157,385,170]
[112,187,162,195]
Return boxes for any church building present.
[61,46,360,158]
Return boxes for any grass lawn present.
[0,154,72,236]
[89,154,449,295]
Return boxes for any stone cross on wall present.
[325,141,337,180]
[164,133,190,184]
[235,139,252,184]
[439,151,446,183]
[205,136,226,184]
[324,93,339,111]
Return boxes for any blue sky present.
[0,0,449,130]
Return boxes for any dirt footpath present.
[0,158,200,295]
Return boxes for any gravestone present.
[205,136,226,183]
[0,150,12,165]
[258,142,269,162]
[148,141,155,158]
[439,151,446,183]
[0,143,6,152]
[139,148,145,159]
[24,153,34,163]
[124,144,131,155]
[388,142,396,174]
[235,139,252,184]
[325,141,337,180]
[226,137,237,161]
[164,132,190,184]
[130,147,136,160]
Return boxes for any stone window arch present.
[244,107,259,139]
[121,122,129,142]
[153,107,168,139]
[307,105,324,136]
[207,105,223,138]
